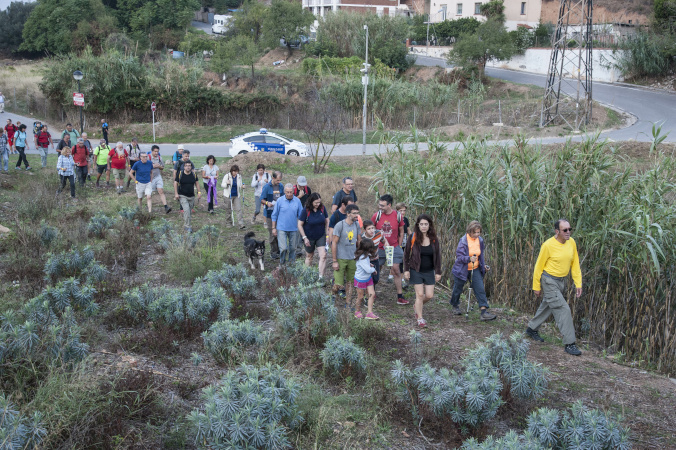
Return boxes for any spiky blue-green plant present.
[37,220,59,249]
[205,264,257,298]
[188,363,303,449]
[320,336,367,377]
[43,247,107,285]
[87,212,117,237]
[0,394,46,449]
[272,283,338,342]
[285,262,321,285]
[202,319,269,364]
[122,279,231,330]
[461,430,546,449]
[118,207,138,222]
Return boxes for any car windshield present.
[272,134,291,143]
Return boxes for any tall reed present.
[374,133,676,374]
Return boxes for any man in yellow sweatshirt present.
[525,219,583,356]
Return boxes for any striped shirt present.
[57,155,75,176]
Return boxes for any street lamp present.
[73,70,84,134]
[426,9,444,56]
[361,24,369,156]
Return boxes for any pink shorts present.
[354,278,374,290]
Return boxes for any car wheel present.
[238,150,249,155]
[287,150,299,156]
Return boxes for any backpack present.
[37,131,51,147]
[375,210,402,225]
[294,185,309,197]
[304,205,325,222]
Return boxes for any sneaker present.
[271,254,280,260]
[263,221,268,229]
[251,215,256,224]
[451,306,463,315]
[25,166,31,170]
[525,327,545,342]
[387,275,394,283]
[565,343,582,356]
[96,181,100,187]
[417,318,427,328]
[480,310,497,321]
[239,225,245,229]
[354,311,363,319]
[165,205,172,214]
[209,210,214,214]
[365,312,379,320]
[338,290,346,299]
[397,297,409,305]
[106,181,110,186]
[179,209,184,213]
[14,167,20,170]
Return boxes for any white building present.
[428,0,541,31]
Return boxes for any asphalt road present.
[12,54,676,160]
[191,20,213,35]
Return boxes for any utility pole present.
[361,24,369,156]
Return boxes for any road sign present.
[73,93,84,107]
[151,102,157,112]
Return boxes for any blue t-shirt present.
[230,174,238,197]
[329,210,346,229]
[299,206,328,241]
[131,160,153,183]
[260,181,284,218]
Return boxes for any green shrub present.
[320,336,367,377]
[391,332,548,430]
[87,213,117,238]
[272,283,338,344]
[284,263,320,286]
[122,280,231,331]
[35,278,99,316]
[462,401,631,449]
[202,319,269,364]
[43,247,108,285]
[205,263,258,299]
[0,393,46,449]
[37,220,59,249]
[188,364,304,449]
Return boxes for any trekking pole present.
[465,254,476,318]
[230,197,235,227]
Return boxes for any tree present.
[232,0,267,43]
[654,0,676,30]
[210,41,235,74]
[232,35,261,78]
[447,19,517,76]
[0,1,36,52]
[261,0,313,54]
[480,0,506,23]
[117,0,199,33]
[300,91,349,174]
[21,0,117,54]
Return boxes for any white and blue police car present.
[229,129,309,157]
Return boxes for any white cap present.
[177,144,184,150]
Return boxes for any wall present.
[429,0,541,30]
[486,48,625,82]
[539,0,651,25]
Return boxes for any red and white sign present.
[73,92,84,106]
[151,102,157,112]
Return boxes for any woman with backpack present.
[35,125,54,169]
[250,164,271,225]
[221,164,245,229]
[403,214,442,328]
[13,124,30,170]
[297,192,329,279]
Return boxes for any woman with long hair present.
[201,155,219,214]
[297,192,329,278]
[13,124,30,170]
[450,220,496,321]
[404,214,442,328]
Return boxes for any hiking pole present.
[230,197,235,227]
[466,254,476,319]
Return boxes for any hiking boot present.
[480,310,497,321]
[451,306,463,315]
[565,343,582,356]
[396,297,409,305]
[525,327,545,342]
[165,205,172,214]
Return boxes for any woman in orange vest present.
[450,221,497,321]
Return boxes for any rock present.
[670,378,676,386]
[0,224,10,233]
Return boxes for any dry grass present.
[0,61,46,103]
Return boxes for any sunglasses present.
[559,228,573,232]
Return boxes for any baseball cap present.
[297,176,307,187]
[100,138,106,143]
[177,144,184,150]
[77,138,84,143]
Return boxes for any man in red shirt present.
[71,138,90,187]
[372,194,406,305]
[35,125,54,168]
[107,141,129,195]
[5,119,17,154]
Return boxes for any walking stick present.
[230,197,235,227]
[466,254,476,318]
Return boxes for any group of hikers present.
[1,117,584,356]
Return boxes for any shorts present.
[304,235,326,253]
[354,278,374,290]
[378,246,404,267]
[97,164,108,174]
[112,168,126,179]
[409,268,436,286]
[334,259,356,287]
[135,182,152,198]
[151,176,164,190]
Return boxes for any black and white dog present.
[244,232,266,270]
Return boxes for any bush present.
[35,278,99,316]
[37,220,59,249]
[0,393,46,449]
[320,336,367,377]
[462,401,632,449]
[87,212,117,238]
[272,283,338,344]
[122,280,231,332]
[202,319,269,364]
[43,247,108,285]
[188,364,304,449]
[162,228,235,282]
[391,332,548,430]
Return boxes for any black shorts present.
[304,235,326,253]
[409,269,436,286]
[97,164,108,174]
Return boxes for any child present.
[354,239,379,320]
[57,146,76,198]
[361,219,383,286]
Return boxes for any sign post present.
[151,102,157,142]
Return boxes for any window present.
[441,5,447,20]
[265,136,284,145]
[456,3,462,14]
[244,136,265,143]
[521,2,526,15]
[474,2,481,14]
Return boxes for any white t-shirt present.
[0,95,5,103]
[202,164,219,181]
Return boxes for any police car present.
[229,129,309,157]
